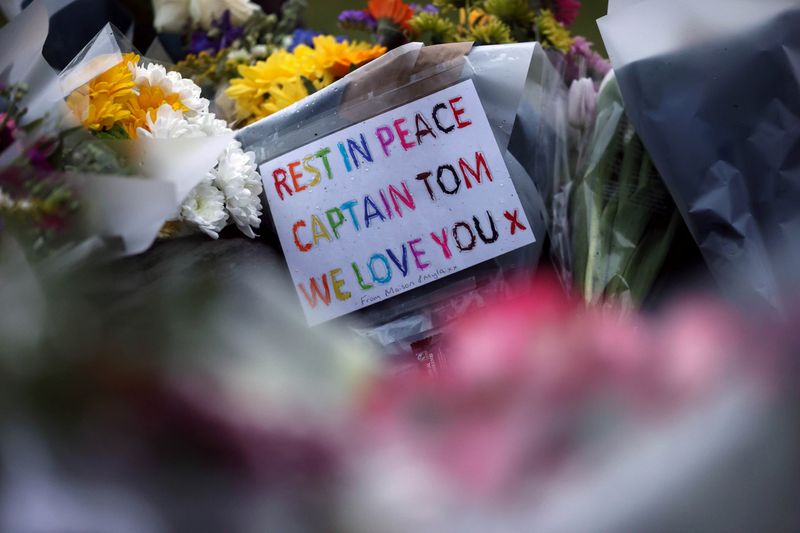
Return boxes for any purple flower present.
[188,32,216,55]
[187,10,244,55]
[569,36,593,57]
[566,36,612,84]
[26,140,55,172]
[289,28,320,51]
[338,9,377,32]
[588,53,611,77]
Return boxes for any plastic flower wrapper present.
[599,0,800,310]
[59,22,265,251]
[551,72,681,308]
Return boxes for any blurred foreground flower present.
[350,275,767,503]
[0,244,796,531]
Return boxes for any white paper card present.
[260,80,536,325]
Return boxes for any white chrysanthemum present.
[138,104,203,139]
[132,62,209,117]
[189,111,231,136]
[180,177,228,239]
[153,0,258,32]
[213,141,263,238]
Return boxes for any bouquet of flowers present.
[1,4,263,262]
[551,73,681,308]
[64,39,263,240]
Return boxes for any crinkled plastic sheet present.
[237,42,567,345]
[0,1,61,139]
[599,0,800,309]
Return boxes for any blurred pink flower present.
[653,298,747,399]
[355,275,753,498]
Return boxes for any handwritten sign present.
[260,80,535,325]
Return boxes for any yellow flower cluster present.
[226,36,387,124]
[66,53,188,138]
[537,9,574,53]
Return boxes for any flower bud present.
[568,77,598,131]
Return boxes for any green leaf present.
[300,75,318,97]
[95,123,130,140]
[623,210,681,306]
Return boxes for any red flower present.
[367,0,414,29]
[554,0,581,26]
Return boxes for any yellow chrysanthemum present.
[226,36,386,123]
[122,84,189,138]
[67,52,140,132]
[260,77,314,117]
[226,49,328,122]
[308,35,386,78]
[69,93,130,132]
[537,9,574,52]
[87,52,139,99]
